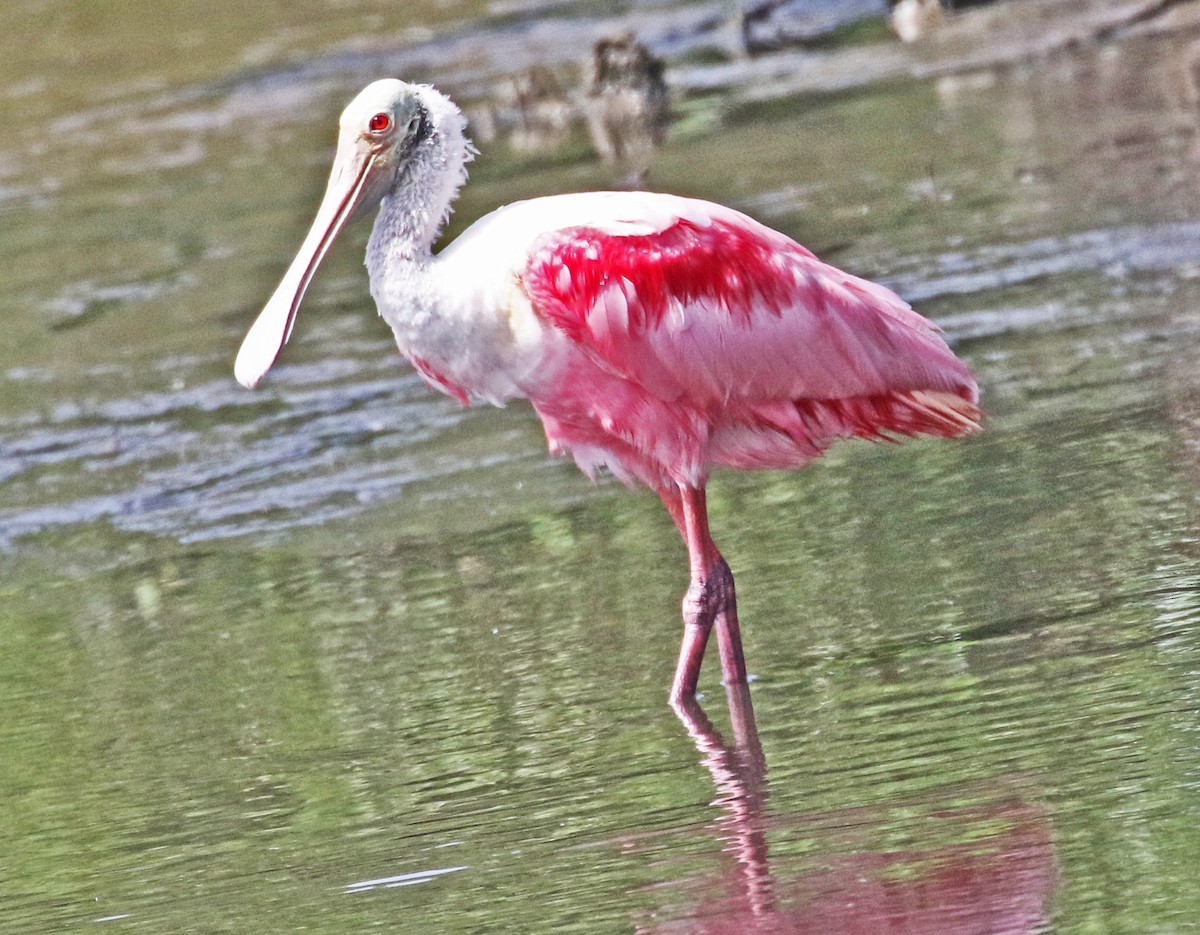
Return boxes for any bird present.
[502,65,575,154]
[889,0,946,43]
[235,79,980,706]
[584,33,670,181]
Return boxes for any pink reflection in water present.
[638,686,1055,935]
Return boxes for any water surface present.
[3,2,1200,932]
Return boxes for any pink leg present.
[659,484,748,704]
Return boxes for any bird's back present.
[435,190,978,486]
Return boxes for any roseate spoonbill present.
[235,79,980,704]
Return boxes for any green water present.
[3,2,1200,932]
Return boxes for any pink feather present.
[521,209,978,488]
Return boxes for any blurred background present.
[2,0,1200,932]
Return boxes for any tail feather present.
[791,390,981,446]
[902,389,982,438]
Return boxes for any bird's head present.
[234,80,469,389]
[333,80,433,223]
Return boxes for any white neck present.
[366,85,473,272]
[361,86,542,406]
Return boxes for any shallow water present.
[3,1,1200,933]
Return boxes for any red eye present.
[368,112,390,133]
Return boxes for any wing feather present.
[524,213,977,411]
[512,197,978,482]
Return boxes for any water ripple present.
[344,864,467,894]
[1,218,1192,551]
[887,220,1200,305]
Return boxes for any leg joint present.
[683,557,736,620]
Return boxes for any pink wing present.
[523,209,979,478]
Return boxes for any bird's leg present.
[659,484,748,703]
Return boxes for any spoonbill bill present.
[235,79,980,704]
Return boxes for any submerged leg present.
[659,484,748,704]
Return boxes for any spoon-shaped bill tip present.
[234,291,297,388]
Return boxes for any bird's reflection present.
[671,683,774,918]
[648,687,1056,935]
